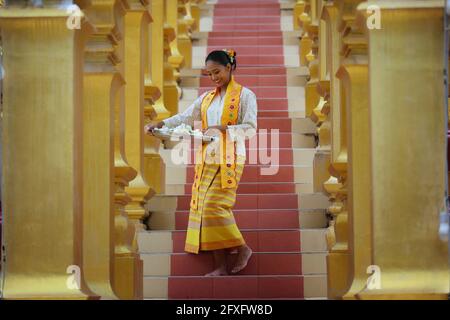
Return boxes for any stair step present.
[208,37,283,46]
[171,229,301,253]
[214,3,281,9]
[259,117,292,131]
[258,110,289,117]
[257,97,288,109]
[212,17,281,24]
[209,54,287,66]
[180,95,289,110]
[143,275,328,300]
[138,228,328,254]
[207,30,284,38]
[142,252,302,277]
[166,275,304,299]
[298,193,330,210]
[142,251,327,276]
[231,66,287,75]
[213,25,281,32]
[214,8,281,16]
[199,86,287,98]
[214,7,280,13]
[142,251,328,277]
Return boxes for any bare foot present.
[231,246,252,274]
[205,267,228,277]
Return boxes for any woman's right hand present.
[144,121,165,135]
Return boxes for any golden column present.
[298,1,314,68]
[162,0,179,116]
[190,0,204,33]
[302,1,332,202]
[336,66,370,299]
[167,0,185,79]
[335,0,369,300]
[82,0,125,299]
[356,0,448,299]
[293,0,307,31]
[141,0,170,200]
[320,2,350,300]
[302,1,320,118]
[0,3,97,299]
[123,1,154,231]
[149,0,171,117]
[110,0,143,300]
[178,0,195,69]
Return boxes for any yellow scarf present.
[190,76,243,210]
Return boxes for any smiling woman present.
[145,49,258,277]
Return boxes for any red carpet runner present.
[169,0,303,299]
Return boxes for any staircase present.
[139,0,330,299]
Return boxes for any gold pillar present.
[293,0,306,31]
[309,1,331,197]
[321,2,350,299]
[178,0,194,69]
[337,63,371,300]
[84,0,143,300]
[356,1,449,299]
[114,10,144,297]
[124,2,153,231]
[0,5,96,299]
[299,7,313,67]
[162,0,179,116]
[149,0,171,118]
[144,0,169,197]
[82,0,121,299]
[334,0,371,300]
[167,0,184,75]
[190,0,203,33]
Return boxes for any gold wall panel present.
[357,1,448,299]
[0,8,96,299]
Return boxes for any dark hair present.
[205,50,237,70]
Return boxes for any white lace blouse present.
[162,87,258,158]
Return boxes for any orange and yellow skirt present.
[184,156,246,254]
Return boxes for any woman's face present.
[205,60,231,88]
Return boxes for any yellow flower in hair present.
[222,49,236,63]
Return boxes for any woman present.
[145,50,257,276]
